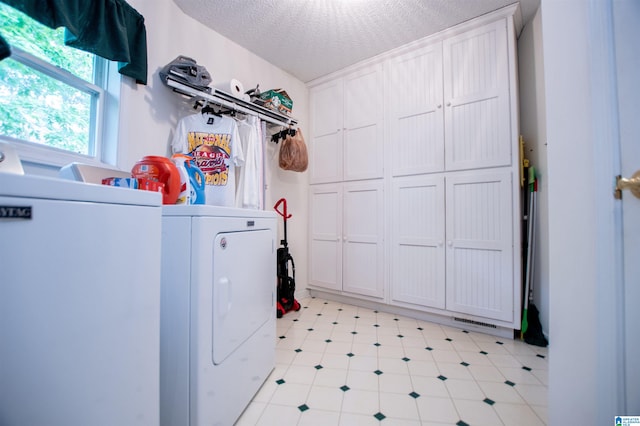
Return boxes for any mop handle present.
[274,198,292,221]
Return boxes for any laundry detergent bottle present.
[171,154,206,205]
[131,155,180,204]
[186,157,206,204]
[171,154,193,204]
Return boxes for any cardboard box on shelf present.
[260,89,293,115]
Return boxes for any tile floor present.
[237,297,548,426]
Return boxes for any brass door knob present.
[616,170,640,199]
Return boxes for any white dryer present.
[160,205,277,426]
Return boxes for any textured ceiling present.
[173,0,540,83]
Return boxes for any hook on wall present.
[271,127,296,144]
[201,101,221,117]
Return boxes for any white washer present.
[0,173,163,426]
[160,205,277,426]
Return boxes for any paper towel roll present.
[214,79,245,98]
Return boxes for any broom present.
[520,167,535,338]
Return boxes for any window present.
[0,3,119,167]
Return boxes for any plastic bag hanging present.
[278,128,308,172]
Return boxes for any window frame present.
[1,45,120,169]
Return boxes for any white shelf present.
[166,78,298,128]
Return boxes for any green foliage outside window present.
[0,3,100,155]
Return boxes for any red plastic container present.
[131,156,180,204]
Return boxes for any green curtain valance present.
[1,0,147,84]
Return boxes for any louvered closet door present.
[343,66,384,181]
[310,80,344,184]
[443,19,511,171]
[391,175,445,309]
[342,180,384,298]
[309,184,343,291]
[387,44,445,176]
[445,170,513,322]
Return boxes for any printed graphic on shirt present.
[187,132,231,186]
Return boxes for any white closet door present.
[342,180,384,298]
[391,175,445,308]
[387,44,445,176]
[309,184,343,291]
[343,66,384,181]
[443,19,511,171]
[310,80,344,183]
[445,170,513,322]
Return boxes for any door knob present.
[615,170,640,199]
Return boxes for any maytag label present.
[0,206,32,219]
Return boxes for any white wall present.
[120,0,311,294]
[516,8,549,338]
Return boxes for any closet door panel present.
[443,19,511,171]
[387,44,445,176]
[310,80,344,183]
[342,181,384,298]
[344,125,379,180]
[445,170,513,321]
[344,66,381,128]
[343,66,384,180]
[311,80,343,138]
[392,113,443,176]
[311,133,343,184]
[391,175,445,308]
[309,184,343,291]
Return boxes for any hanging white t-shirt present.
[235,115,263,209]
[171,113,244,207]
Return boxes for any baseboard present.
[307,289,516,339]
